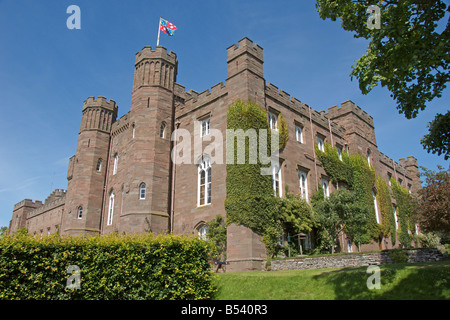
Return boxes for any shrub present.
[0,232,215,300]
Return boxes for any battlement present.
[227,37,264,63]
[83,96,117,111]
[327,100,374,128]
[265,82,346,137]
[399,156,418,169]
[135,46,177,66]
[44,189,66,204]
[13,199,43,211]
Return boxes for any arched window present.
[198,156,211,206]
[77,206,83,219]
[272,163,282,197]
[107,191,115,225]
[298,170,308,201]
[198,225,208,240]
[367,149,371,167]
[113,154,118,175]
[160,122,166,138]
[139,183,146,200]
[96,159,102,172]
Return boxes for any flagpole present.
[156,17,161,47]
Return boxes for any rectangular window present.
[200,118,210,137]
[268,112,278,131]
[272,164,282,197]
[113,154,118,175]
[346,239,353,253]
[295,125,303,143]
[388,172,392,186]
[373,191,380,224]
[298,170,308,201]
[336,145,342,161]
[317,137,324,152]
[408,184,412,194]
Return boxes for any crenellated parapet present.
[133,46,177,91]
[265,82,346,138]
[81,96,118,133]
[327,100,374,128]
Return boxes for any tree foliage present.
[312,189,370,253]
[316,0,449,119]
[421,111,450,160]
[417,166,450,233]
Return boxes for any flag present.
[160,18,177,36]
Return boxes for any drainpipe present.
[100,131,113,235]
[170,119,180,233]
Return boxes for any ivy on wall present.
[391,178,418,248]
[315,143,378,242]
[225,100,280,255]
[376,175,396,244]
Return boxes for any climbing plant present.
[391,178,418,248]
[315,143,378,241]
[376,175,396,244]
[225,100,281,255]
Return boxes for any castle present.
[9,37,421,271]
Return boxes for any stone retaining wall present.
[270,248,445,271]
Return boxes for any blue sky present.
[0,0,448,228]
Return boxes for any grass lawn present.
[213,260,450,300]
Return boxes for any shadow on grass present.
[313,261,450,300]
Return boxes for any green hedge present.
[0,232,215,300]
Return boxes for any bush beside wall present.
[0,232,215,300]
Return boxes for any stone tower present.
[111,46,177,234]
[62,96,118,236]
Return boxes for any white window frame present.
[113,154,118,175]
[295,125,303,143]
[268,112,278,131]
[317,137,325,152]
[272,163,282,197]
[77,206,83,219]
[373,191,380,224]
[200,118,210,137]
[298,170,308,201]
[107,191,115,226]
[198,157,212,206]
[139,183,146,200]
[322,179,329,198]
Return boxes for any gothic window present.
[107,191,115,226]
[113,154,118,175]
[139,183,146,200]
[198,157,212,206]
[132,124,135,139]
[295,125,303,143]
[200,118,210,137]
[298,170,308,201]
[77,206,83,219]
